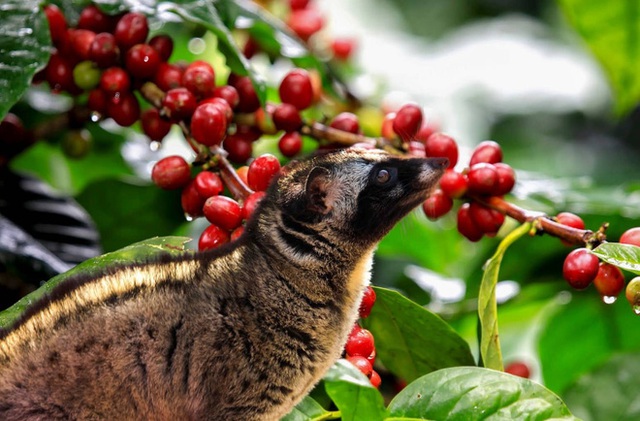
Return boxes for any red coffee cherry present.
[562,248,599,290]
[114,12,149,52]
[468,202,504,236]
[77,4,115,34]
[162,87,198,121]
[331,37,356,61]
[149,34,174,62]
[470,140,503,166]
[369,370,382,388]
[330,112,360,134]
[439,170,467,199]
[347,355,373,378]
[45,53,77,93]
[229,75,260,113]
[505,361,531,379]
[223,133,253,164]
[422,189,453,220]
[181,179,206,218]
[182,60,216,99]
[44,4,68,46]
[213,85,240,109]
[242,191,266,221]
[288,8,324,41]
[107,92,140,127]
[493,162,516,195]
[89,32,120,68]
[200,97,233,121]
[593,262,625,299]
[190,103,227,147]
[457,202,483,242]
[141,108,172,142]
[620,227,640,247]
[70,29,97,61]
[392,103,423,141]
[154,63,184,91]
[194,171,224,199]
[408,141,426,157]
[279,69,314,110]
[556,212,585,246]
[203,196,243,231]
[289,0,311,11]
[198,224,230,251]
[151,155,191,190]
[231,226,244,242]
[345,327,375,358]
[358,286,376,318]
[273,103,303,133]
[247,154,281,192]
[424,133,458,169]
[87,89,108,114]
[125,43,161,79]
[100,67,130,95]
[278,132,303,157]
[381,112,397,140]
[467,163,499,195]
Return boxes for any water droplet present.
[90,112,100,122]
[184,214,193,222]
[633,304,640,315]
[602,295,617,304]
[149,141,160,152]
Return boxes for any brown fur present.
[0,148,446,420]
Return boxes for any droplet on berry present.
[125,43,161,80]
[593,262,625,301]
[562,248,599,290]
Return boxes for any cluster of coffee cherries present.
[343,286,381,388]
[561,225,640,308]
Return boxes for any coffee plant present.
[1,0,640,419]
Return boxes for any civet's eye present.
[376,169,391,184]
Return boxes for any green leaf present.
[323,359,387,421]
[281,396,332,421]
[478,222,531,371]
[0,0,51,120]
[538,292,640,395]
[558,0,640,116]
[75,178,186,252]
[387,367,579,421]
[0,236,192,330]
[593,242,640,275]
[361,287,475,383]
[563,352,640,421]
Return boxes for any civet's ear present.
[305,166,334,215]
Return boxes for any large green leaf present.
[387,367,578,420]
[558,0,640,116]
[538,292,640,395]
[323,359,387,421]
[0,236,192,330]
[563,352,640,421]
[593,242,640,275]
[361,287,475,383]
[281,396,333,421]
[478,222,532,370]
[0,0,51,120]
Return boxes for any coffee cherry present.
[162,87,197,121]
[424,133,458,169]
[358,286,376,318]
[439,170,467,199]
[44,4,67,45]
[288,8,324,41]
[181,179,206,218]
[330,112,360,134]
[231,226,244,242]
[229,75,260,113]
[493,162,516,196]
[273,103,303,133]
[505,361,531,378]
[45,53,77,93]
[279,69,314,110]
[78,5,115,34]
[562,248,599,290]
[70,29,97,61]
[198,224,230,251]
[248,154,281,192]
[367,348,376,366]
[107,92,140,127]
[468,202,504,236]
[125,43,161,79]
[182,60,216,99]
[89,32,120,68]
[100,67,130,95]
[392,103,422,141]
[213,85,240,109]
[114,12,149,51]
[381,112,397,140]
[242,191,266,220]
[556,212,584,246]
[347,355,373,378]
[345,327,375,358]
[87,89,108,114]
[625,276,640,313]
[73,61,100,90]
[190,103,227,147]
[467,163,499,195]
[223,134,253,164]
[151,155,191,190]
[331,37,356,61]
[620,227,640,247]
[200,97,234,121]
[154,63,184,91]
[289,0,311,11]
[148,34,173,62]
[141,108,172,142]
[0,113,34,161]
[470,140,502,166]
[278,132,303,157]
[369,370,382,388]
[457,202,483,242]
[593,263,625,299]
[191,172,221,200]
[422,189,453,220]
[203,196,243,231]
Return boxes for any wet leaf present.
[593,242,640,275]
